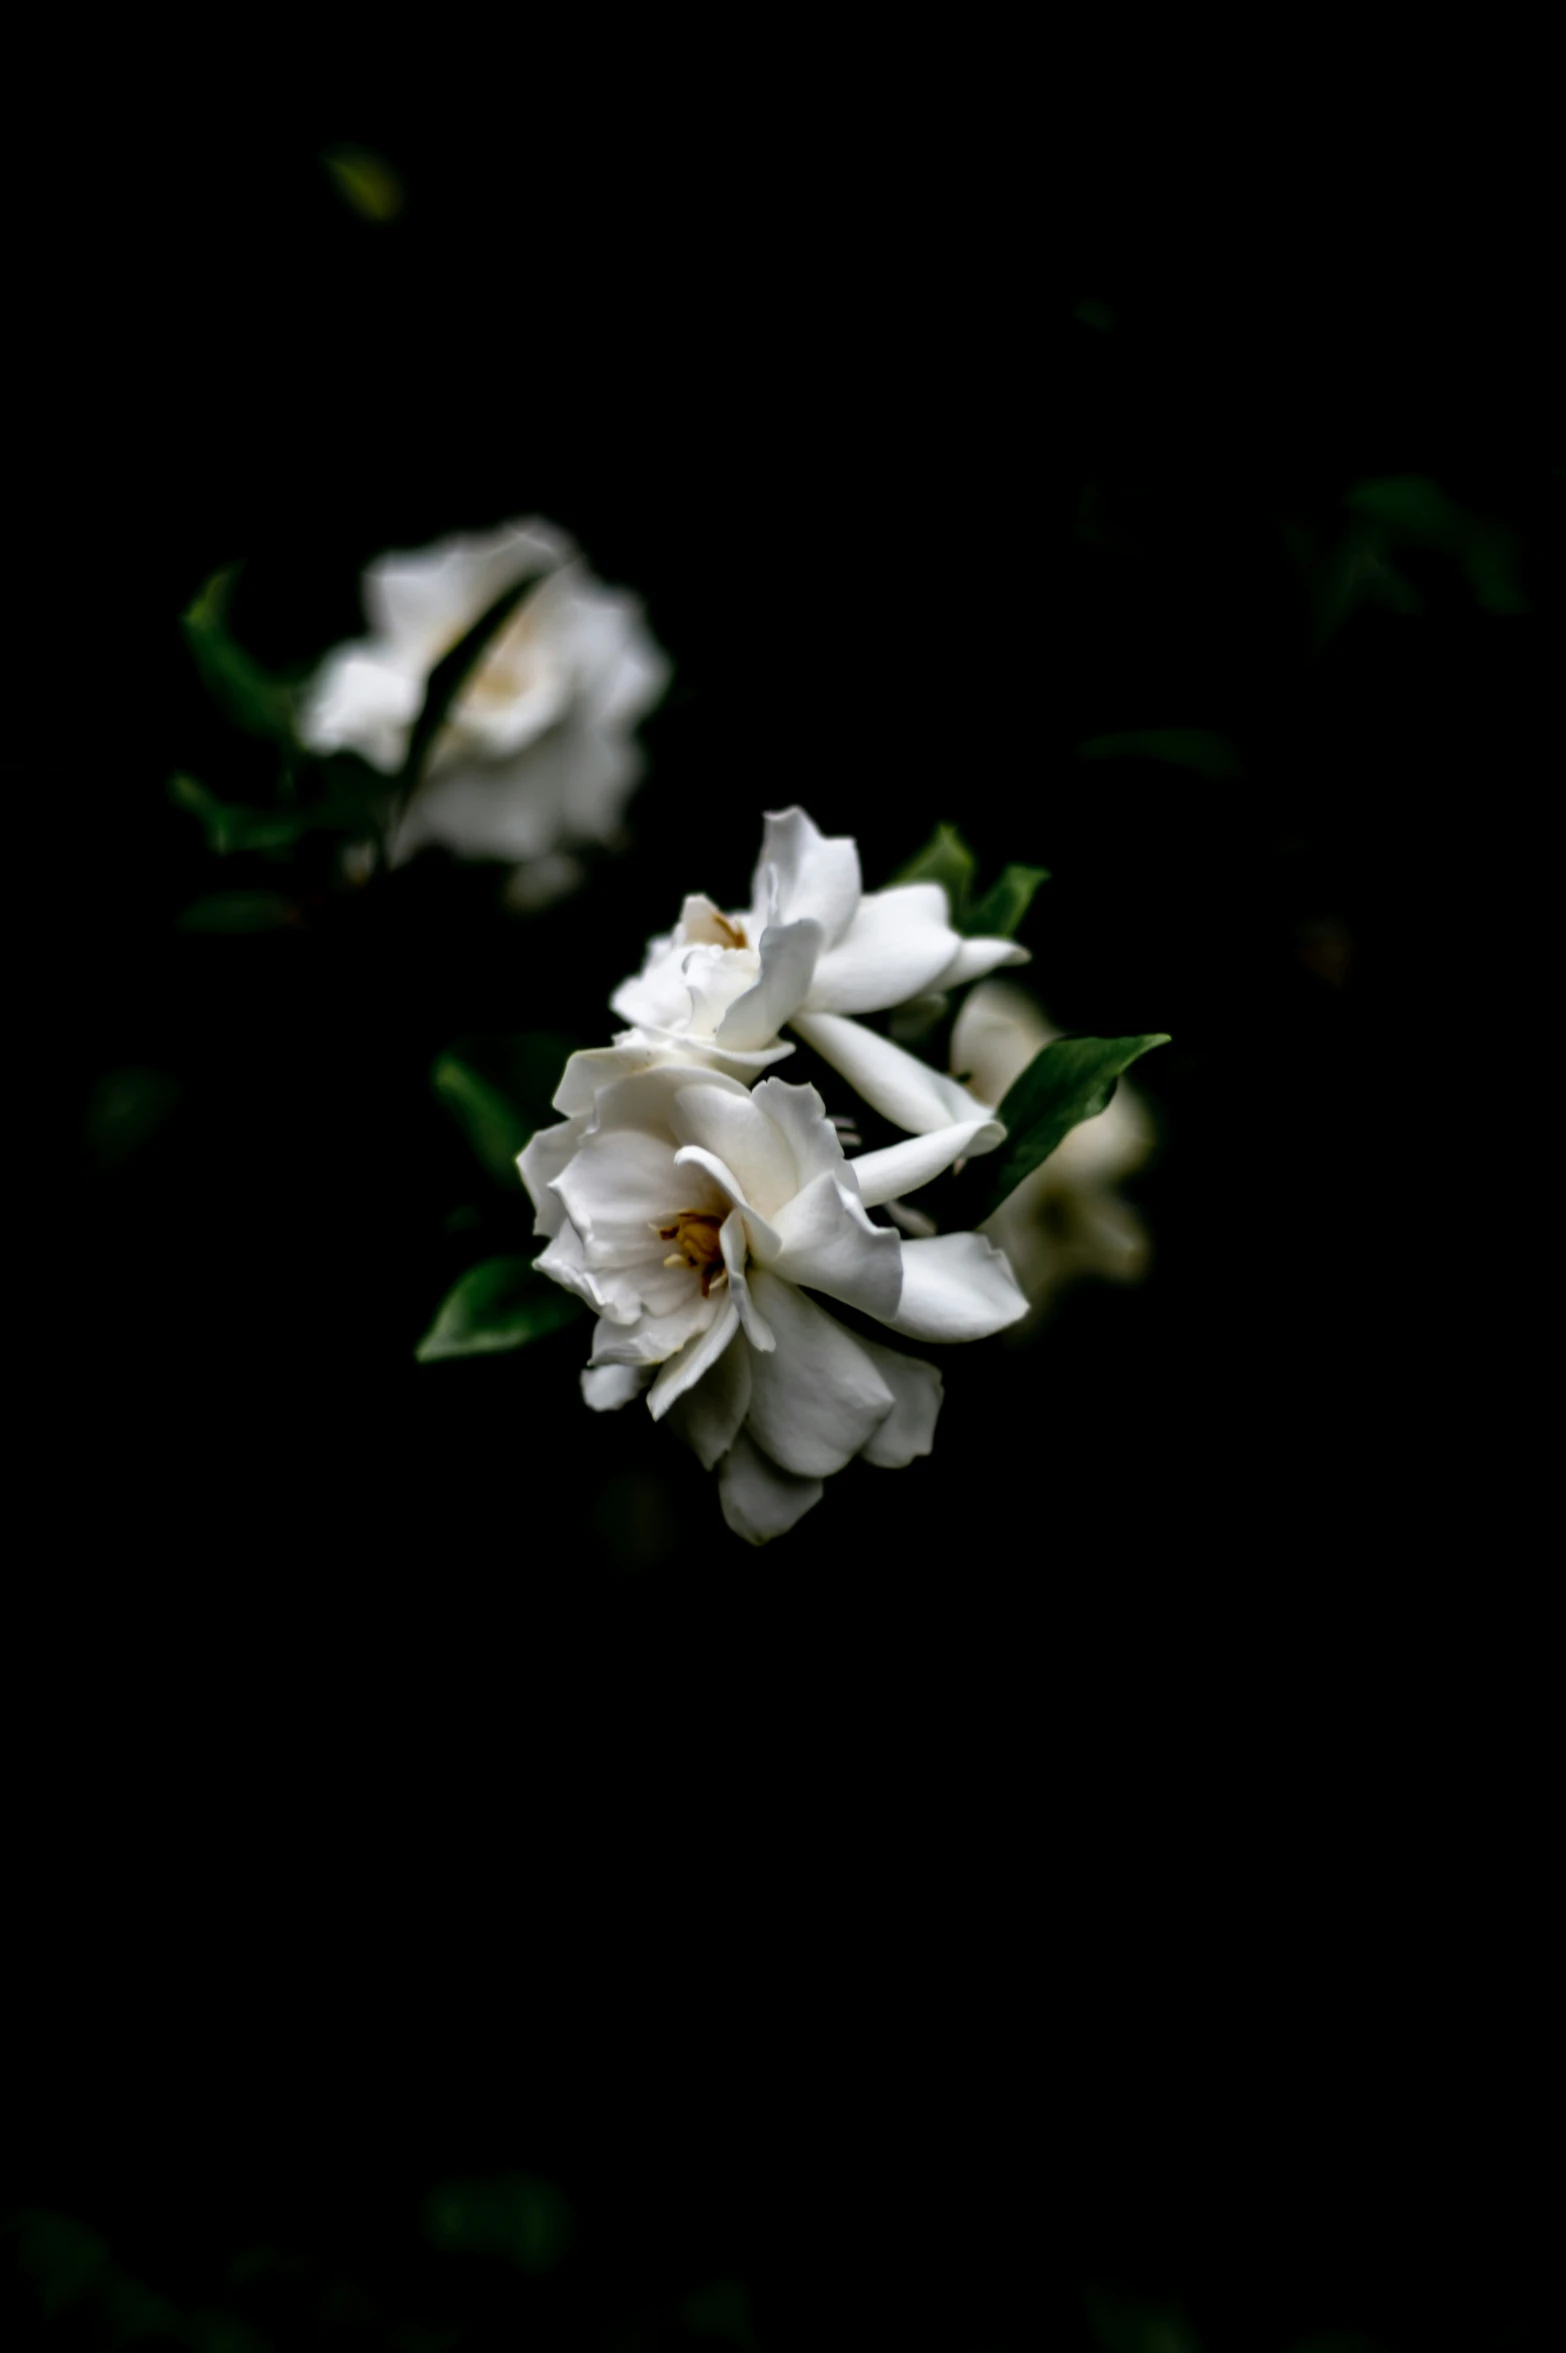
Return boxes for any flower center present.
[712,913,748,949]
[657,1210,728,1297]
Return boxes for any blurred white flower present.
[520,1064,1026,1543]
[949,980,1154,1323]
[298,517,670,888]
[610,807,1025,1144]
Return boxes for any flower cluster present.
[520,808,1034,1542]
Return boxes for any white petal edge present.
[789,1011,1005,1152]
[851,1337,945,1468]
[884,1232,1029,1342]
[717,1430,825,1545]
[741,1272,896,1478]
[582,1363,651,1412]
[848,1120,992,1208]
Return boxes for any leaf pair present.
[895,824,1049,941]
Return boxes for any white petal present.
[715,918,824,1050]
[852,1338,944,1468]
[663,1330,754,1469]
[534,1222,608,1313]
[742,1272,895,1477]
[716,1430,824,1545]
[806,884,965,1016]
[670,1146,783,1259]
[519,1117,586,1236]
[365,520,567,656]
[582,1363,651,1412]
[591,1062,751,1138]
[789,1012,1005,1151]
[590,1291,715,1366]
[848,1120,993,1208]
[884,1233,1029,1342]
[751,808,862,948]
[761,1172,903,1322]
[555,1126,691,1262]
[647,1296,741,1420]
[721,1210,776,1351]
[948,980,1051,1105]
[933,936,1032,989]
[746,1077,846,1192]
[670,1084,798,1217]
[297,645,421,770]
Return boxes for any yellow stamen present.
[713,913,748,949]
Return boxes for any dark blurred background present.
[14,79,1559,2352]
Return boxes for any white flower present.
[609,807,1027,1146]
[298,517,670,883]
[520,1063,1027,1543]
[949,980,1154,1323]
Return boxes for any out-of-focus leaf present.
[416,1258,583,1362]
[949,1034,1170,1226]
[322,143,405,222]
[170,759,382,856]
[1077,729,1242,778]
[85,1066,183,1167]
[397,574,534,794]
[440,1032,579,1134]
[177,892,299,933]
[967,863,1050,940]
[895,826,1048,940]
[681,2276,762,2347]
[1346,474,1531,615]
[895,822,977,912]
[433,1054,534,1188]
[181,567,296,743]
[422,2173,574,2272]
[1085,2283,1202,2353]
[1346,473,1463,547]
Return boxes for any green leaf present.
[416,1257,584,1361]
[894,822,977,914]
[967,862,1050,939]
[181,567,296,743]
[1346,472,1463,548]
[422,2172,574,2273]
[1077,729,1242,778]
[950,1033,1169,1226]
[397,573,535,795]
[170,758,384,857]
[433,1054,535,1188]
[176,892,299,933]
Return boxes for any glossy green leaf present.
[397,573,535,795]
[950,1033,1169,1226]
[176,892,299,933]
[433,1054,535,1188]
[181,567,296,743]
[1077,729,1242,778]
[416,1257,583,1362]
[966,862,1050,940]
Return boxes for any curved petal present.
[721,1210,776,1352]
[556,1127,691,1262]
[716,918,823,1050]
[591,1062,752,1138]
[670,1084,798,1217]
[933,936,1032,989]
[365,520,567,655]
[884,1233,1029,1342]
[589,1291,716,1367]
[742,1272,896,1477]
[789,1012,1005,1151]
[761,1173,903,1322]
[297,644,421,770]
[519,1116,586,1235]
[746,1077,846,1192]
[948,979,1049,1103]
[582,1363,651,1413]
[671,1146,783,1258]
[534,1222,616,1316]
[806,884,965,1016]
[751,809,861,947]
[647,1295,741,1420]
[664,1330,754,1469]
[848,1120,992,1208]
[852,1338,944,1468]
[717,1431,825,1545]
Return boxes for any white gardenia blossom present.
[608,807,1028,1147]
[298,517,670,883]
[950,980,1155,1323]
[520,1061,1027,1543]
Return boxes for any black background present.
[14,78,1559,2352]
